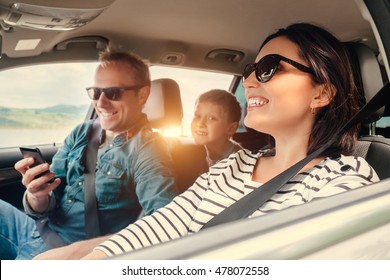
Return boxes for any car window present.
[0,63,233,149]
[233,79,249,133]
[0,62,97,149]
[377,116,390,129]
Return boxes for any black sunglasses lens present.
[103,88,122,101]
[256,56,279,83]
[87,88,123,100]
[86,88,100,100]
[94,89,102,100]
[242,56,280,83]
[242,64,255,80]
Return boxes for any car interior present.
[0,0,389,259]
[345,42,390,180]
[143,78,208,193]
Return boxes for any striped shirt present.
[97,149,379,256]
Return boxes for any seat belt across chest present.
[84,118,102,238]
[202,82,390,230]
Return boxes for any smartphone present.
[19,147,55,183]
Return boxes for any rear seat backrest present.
[143,78,183,129]
[143,78,207,193]
[355,136,390,179]
[346,42,390,180]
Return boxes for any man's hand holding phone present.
[15,147,61,213]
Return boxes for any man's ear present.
[310,84,336,109]
[138,86,150,105]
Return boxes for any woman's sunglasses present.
[86,85,144,101]
[242,54,315,83]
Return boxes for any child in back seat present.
[191,89,242,167]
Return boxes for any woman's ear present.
[310,84,336,109]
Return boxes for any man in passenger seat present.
[191,89,242,168]
[35,23,380,260]
[0,49,179,259]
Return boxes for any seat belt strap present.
[84,118,102,238]
[35,217,67,248]
[83,114,149,238]
[202,82,389,230]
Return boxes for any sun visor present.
[0,1,115,31]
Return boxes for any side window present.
[233,78,249,133]
[149,66,234,136]
[0,63,234,149]
[0,62,98,149]
[377,116,390,138]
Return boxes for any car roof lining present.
[0,0,379,75]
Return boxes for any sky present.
[0,62,97,109]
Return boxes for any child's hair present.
[196,89,242,123]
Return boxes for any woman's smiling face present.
[243,36,321,138]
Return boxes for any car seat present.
[143,78,183,129]
[143,78,207,193]
[346,42,390,180]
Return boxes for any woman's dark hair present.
[196,89,242,123]
[261,23,360,156]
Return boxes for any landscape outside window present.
[0,63,233,149]
[0,62,96,149]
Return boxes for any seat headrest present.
[143,78,183,129]
[346,42,384,124]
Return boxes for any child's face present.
[191,101,237,147]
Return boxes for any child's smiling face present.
[191,101,237,147]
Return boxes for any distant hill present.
[0,115,24,127]
[41,104,88,114]
[0,104,89,128]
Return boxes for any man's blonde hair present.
[98,48,151,87]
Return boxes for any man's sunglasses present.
[242,54,315,83]
[86,85,144,101]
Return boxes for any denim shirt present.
[37,116,178,244]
